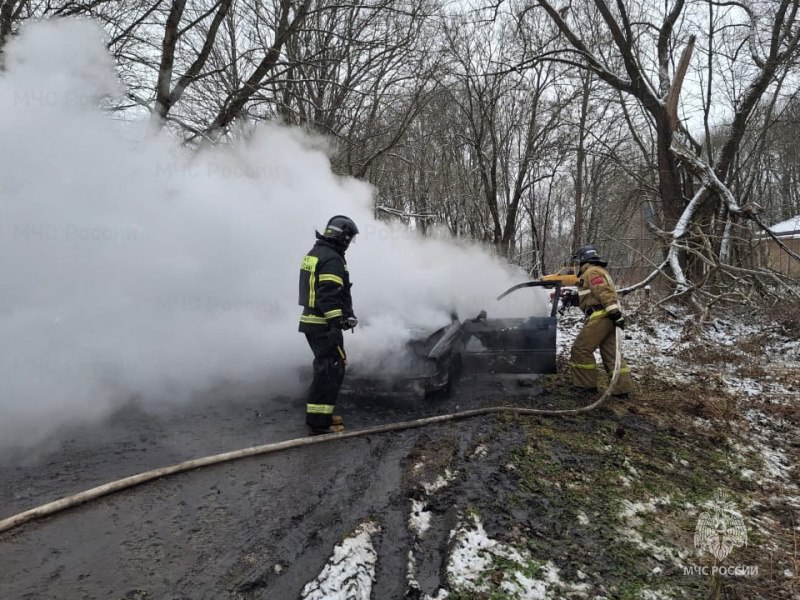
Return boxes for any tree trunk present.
[573,72,591,249]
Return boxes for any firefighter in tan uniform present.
[569,245,634,396]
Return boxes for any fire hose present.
[0,329,622,535]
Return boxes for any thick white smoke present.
[0,20,546,448]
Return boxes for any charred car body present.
[342,281,561,398]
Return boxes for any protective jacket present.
[570,260,633,395]
[298,237,353,333]
[577,263,620,318]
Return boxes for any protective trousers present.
[305,330,346,429]
[569,314,633,394]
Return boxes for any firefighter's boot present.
[308,415,345,436]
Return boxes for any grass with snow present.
[448,306,799,599]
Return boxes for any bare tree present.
[529,0,800,298]
[3,0,798,304]
[152,0,234,126]
[430,10,571,256]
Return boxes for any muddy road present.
[0,374,561,599]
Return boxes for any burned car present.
[342,281,561,398]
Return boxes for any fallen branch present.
[375,205,436,220]
[672,135,800,265]
[618,258,671,295]
[671,136,745,215]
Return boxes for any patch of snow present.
[762,448,792,480]
[445,513,590,599]
[742,409,797,487]
[623,457,640,478]
[618,497,671,524]
[725,378,763,397]
[617,497,687,567]
[301,521,380,600]
[447,516,515,590]
[693,418,712,429]
[406,551,420,593]
[422,468,456,495]
[472,444,489,458]
[704,319,763,346]
[619,526,686,565]
[784,495,800,509]
[409,499,432,537]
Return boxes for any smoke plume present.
[0,20,545,448]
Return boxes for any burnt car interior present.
[343,281,562,398]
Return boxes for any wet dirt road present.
[0,375,557,599]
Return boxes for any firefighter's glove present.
[607,309,625,329]
[342,316,358,331]
[327,325,344,349]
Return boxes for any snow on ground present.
[555,302,799,596]
[300,521,380,600]
[617,497,689,567]
[309,305,798,599]
[740,409,797,484]
[406,458,459,598]
[640,590,681,600]
[409,499,432,537]
[407,465,458,539]
[421,468,456,495]
[472,443,489,458]
[446,514,553,599]
[443,513,590,599]
[557,303,799,403]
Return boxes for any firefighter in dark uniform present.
[299,215,359,435]
[569,244,634,397]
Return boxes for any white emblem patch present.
[694,492,747,561]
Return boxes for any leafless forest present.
[2,0,799,307]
